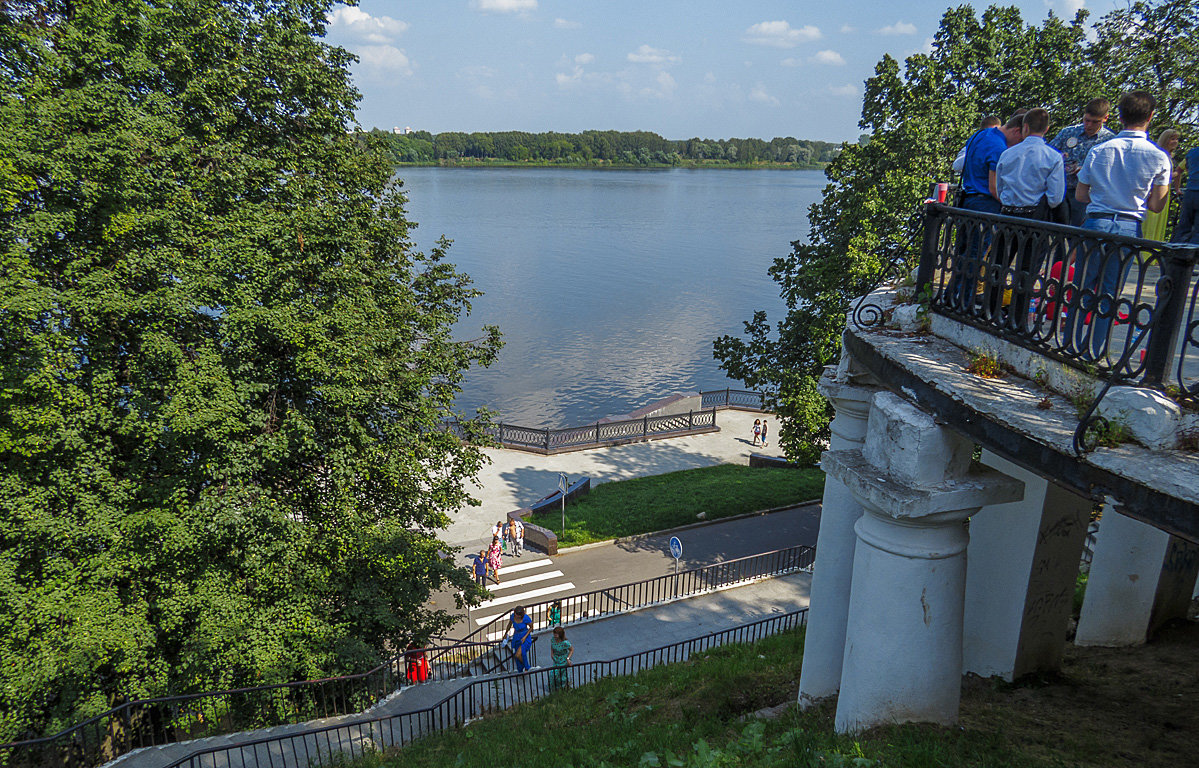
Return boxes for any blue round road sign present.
[669,536,683,559]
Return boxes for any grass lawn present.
[539,464,825,547]
[351,618,1199,768]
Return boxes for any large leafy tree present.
[715,4,1128,463]
[0,0,500,742]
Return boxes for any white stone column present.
[822,393,1023,733]
[797,370,877,706]
[1076,503,1199,646]
[963,451,1090,680]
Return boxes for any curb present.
[555,498,822,555]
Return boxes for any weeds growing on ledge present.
[966,351,1004,378]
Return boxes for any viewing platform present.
[799,202,1199,733]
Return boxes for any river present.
[396,167,826,428]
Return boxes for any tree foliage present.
[0,0,500,742]
[361,129,843,168]
[716,1,1198,463]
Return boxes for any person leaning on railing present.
[1069,90,1172,360]
[993,107,1066,330]
[948,111,1026,311]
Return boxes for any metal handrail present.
[160,609,810,768]
[0,640,502,768]
[435,544,814,662]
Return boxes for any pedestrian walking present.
[405,642,430,683]
[752,418,761,446]
[508,605,534,672]
[508,518,524,557]
[471,550,488,588]
[549,626,574,690]
[487,536,503,585]
[760,420,769,446]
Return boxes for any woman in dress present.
[508,605,534,672]
[486,535,503,585]
[549,626,573,690]
[1143,129,1181,242]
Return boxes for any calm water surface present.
[397,168,824,428]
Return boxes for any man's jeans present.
[1174,189,1199,244]
[950,194,1001,311]
[1067,216,1140,360]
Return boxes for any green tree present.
[715,4,1099,463]
[0,0,500,743]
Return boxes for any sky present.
[324,0,1124,144]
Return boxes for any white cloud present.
[877,21,917,35]
[840,25,857,33]
[329,7,408,45]
[575,52,595,64]
[1046,0,1086,15]
[828,83,859,97]
[356,45,413,75]
[743,20,821,48]
[627,44,678,64]
[473,0,537,13]
[556,67,582,86]
[781,57,801,67]
[810,49,846,65]
[554,17,581,29]
[657,71,676,91]
[704,71,717,83]
[749,84,779,105]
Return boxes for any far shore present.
[393,160,828,171]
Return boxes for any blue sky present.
[325,1,1121,143]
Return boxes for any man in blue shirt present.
[993,108,1065,328]
[1050,98,1115,227]
[950,111,1026,310]
[1173,145,1199,244]
[1071,90,1172,359]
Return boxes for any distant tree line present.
[357,129,843,167]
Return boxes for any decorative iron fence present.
[912,203,1199,450]
[160,609,809,768]
[446,407,719,454]
[699,388,768,410]
[0,640,518,768]
[915,203,1199,392]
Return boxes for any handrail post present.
[687,410,693,430]
[595,422,600,445]
[1142,248,1192,386]
[915,202,940,296]
[498,423,504,445]
[725,387,730,407]
[643,415,648,437]
[544,428,550,451]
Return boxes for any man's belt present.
[1001,204,1039,216]
[1087,211,1141,223]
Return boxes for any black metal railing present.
[160,609,809,768]
[446,407,719,453]
[914,203,1199,405]
[439,544,814,654]
[0,640,513,768]
[699,388,768,410]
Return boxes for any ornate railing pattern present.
[699,388,767,410]
[447,408,718,454]
[160,610,809,768]
[0,641,520,768]
[913,204,1199,431]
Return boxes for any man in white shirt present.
[992,108,1065,328]
[1071,90,1171,358]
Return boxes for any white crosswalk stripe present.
[471,556,579,637]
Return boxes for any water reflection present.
[398,168,824,428]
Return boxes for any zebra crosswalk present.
[472,557,576,632]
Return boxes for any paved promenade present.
[445,406,784,548]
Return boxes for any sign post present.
[669,536,683,597]
[558,473,568,534]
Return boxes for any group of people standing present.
[952,90,1193,356]
[471,518,524,587]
